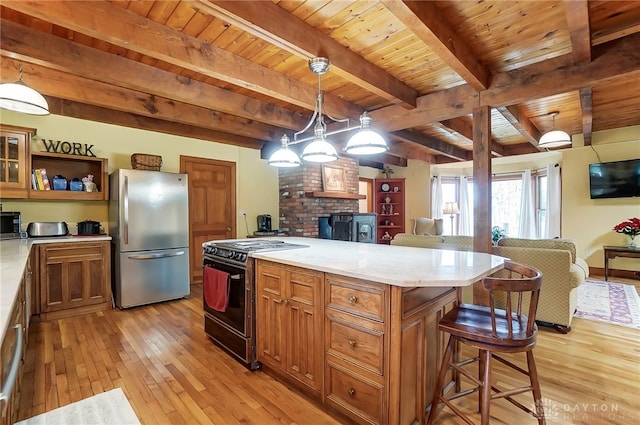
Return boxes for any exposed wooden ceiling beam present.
[1,0,363,120]
[372,32,640,130]
[195,0,418,108]
[46,98,264,150]
[0,18,310,132]
[579,87,593,146]
[391,129,472,161]
[495,106,543,150]
[0,56,283,142]
[436,118,508,157]
[482,33,640,106]
[383,0,490,90]
[563,0,592,63]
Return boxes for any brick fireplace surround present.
[279,157,361,237]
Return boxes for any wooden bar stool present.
[426,260,546,425]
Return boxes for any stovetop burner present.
[203,239,309,265]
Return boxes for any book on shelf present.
[40,168,51,190]
[31,170,38,190]
[34,168,51,190]
[34,169,44,190]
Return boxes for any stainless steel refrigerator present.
[109,169,190,308]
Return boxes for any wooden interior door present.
[180,155,236,285]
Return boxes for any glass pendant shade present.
[268,135,301,167]
[539,130,571,147]
[301,137,338,162]
[0,81,49,116]
[345,112,388,155]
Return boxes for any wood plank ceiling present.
[1,1,639,166]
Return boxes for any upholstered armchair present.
[412,218,444,236]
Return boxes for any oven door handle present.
[203,265,241,280]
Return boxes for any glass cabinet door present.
[0,126,30,197]
[1,135,21,183]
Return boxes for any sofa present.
[391,234,589,332]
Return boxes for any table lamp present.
[443,202,460,235]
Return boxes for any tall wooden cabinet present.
[0,124,32,198]
[39,241,112,321]
[255,260,323,394]
[374,178,405,244]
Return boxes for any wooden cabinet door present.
[255,261,286,371]
[39,242,111,315]
[285,268,322,391]
[256,261,323,391]
[0,124,31,198]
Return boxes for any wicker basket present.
[131,153,162,171]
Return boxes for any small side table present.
[603,245,640,280]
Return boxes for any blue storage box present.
[52,175,67,190]
[69,178,83,191]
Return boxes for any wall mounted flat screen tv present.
[589,158,640,199]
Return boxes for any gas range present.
[203,239,309,266]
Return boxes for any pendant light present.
[268,135,302,167]
[267,57,388,167]
[539,111,571,148]
[344,112,388,155]
[0,63,49,116]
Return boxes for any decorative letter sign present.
[42,139,96,157]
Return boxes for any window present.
[438,169,549,238]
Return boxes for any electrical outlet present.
[239,210,247,217]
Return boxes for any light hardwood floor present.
[17,276,640,425]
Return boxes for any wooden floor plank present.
[17,276,640,425]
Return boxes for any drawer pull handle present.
[348,388,356,398]
[348,295,358,304]
[348,339,356,348]
[282,299,289,306]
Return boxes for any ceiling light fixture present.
[539,111,571,148]
[268,57,388,167]
[0,62,49,116]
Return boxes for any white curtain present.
[431,176,443,219]
[459,176,472,235]
[518,169,536,238]
[545,164,561,238]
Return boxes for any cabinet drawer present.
[326,312,384,375]
[325,362,384,425]
[326,276,385,321]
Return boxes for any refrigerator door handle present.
[123,175,129,245]
[128,251,186,260]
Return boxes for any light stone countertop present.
[246,237,506,287]
[0,235,112,342]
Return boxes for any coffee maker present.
[257,214,272,232]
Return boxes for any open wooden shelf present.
[30,152,108,201]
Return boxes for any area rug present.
[15,388,141,425]
[575,279,640,329]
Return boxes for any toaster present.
[27,221,69,237]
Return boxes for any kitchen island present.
[250,237,505,425]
